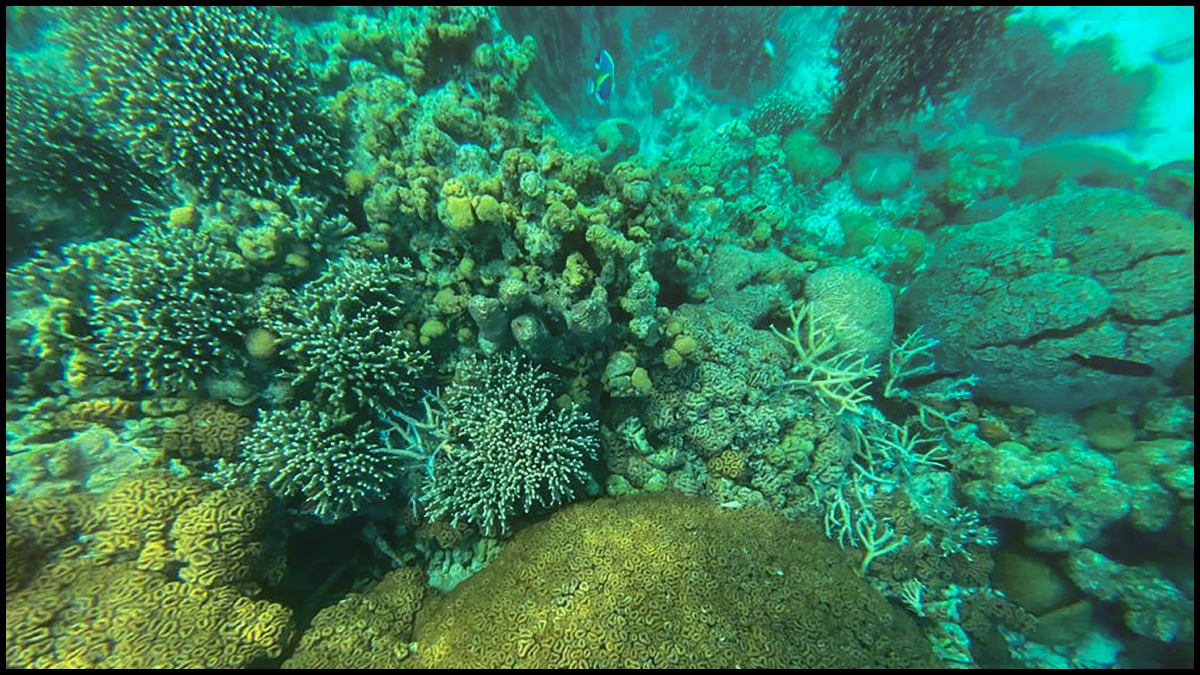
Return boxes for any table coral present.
[899,186,1194,411]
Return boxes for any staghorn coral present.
[898,186,1195,412]
[5,56,163,238]
[210,400,404,523]
[395,352,600,536]
[772,300,881,416]
[403,493,939,668]
[52,6,342,196]
[267,253,429,418]
[87,223,246,395]
[823,6,1013,139]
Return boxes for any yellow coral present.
[440,195,476,232]
[474,194,504,225]
[708,450,747,481]
[401,493,938,668]
[168,204,197,229]
[6,474,294,668]
[236,225,280,264]
[562,252,592,289]
[245,326,280,360]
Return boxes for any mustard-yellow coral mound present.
[283,567,427,669]
[6,472,293,668]
[405,493,938,668]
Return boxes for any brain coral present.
[899,187,1194,411]
[405,493,938,668]
[806,265,895,363]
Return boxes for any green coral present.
[268,253,429,417]
[210,401,404,523]
[958,440,1131,552]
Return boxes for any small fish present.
[1066,353,1156,378]
[762,38,776,59]
[586,48,615,104]
[1152,36,1194,65]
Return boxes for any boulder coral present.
[404,493,939,668]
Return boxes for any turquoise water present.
[6,6,1194,668]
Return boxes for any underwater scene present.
[4,5,1194,669]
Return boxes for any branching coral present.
[52,6,342,195]
[88,224,245,394]
[210,401,404,523]
[390,352,600,536]
[268,253,430,417]
[5,57,163,233]
[823,6,1014,138]
[772,300,881,415]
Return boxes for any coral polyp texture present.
[52,6,342,196]
[6,473,292,668]
[404,493,940,668]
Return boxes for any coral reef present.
[282,567,426,668]
[5,59,162,239]
[5,6,1194,670]
[1064,548,1193,643]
